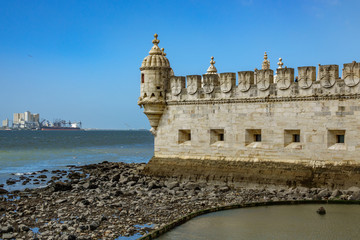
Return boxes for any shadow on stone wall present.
[143,157,360,189]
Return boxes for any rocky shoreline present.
[1,161,360,240]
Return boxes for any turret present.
[138,34,173,135]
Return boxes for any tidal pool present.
[157,204,360,240]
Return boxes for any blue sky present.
[0,0,359,129]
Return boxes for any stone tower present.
[138,34,173,135]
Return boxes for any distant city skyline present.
[1,0,360,129]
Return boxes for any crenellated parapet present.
[167,57,360,104]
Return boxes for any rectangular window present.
[141,74,144,83]
[328,130,346,150]
[219,133,224,141]
[210,129,225,144]
[284,130,301,148]
[255,134,261,142]
[337,134,345,143]
[293,134,300,143]
[245,129,262,146]
[178,130,191,144]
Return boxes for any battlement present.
[168,60,360,104]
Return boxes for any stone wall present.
[155,95,360,163]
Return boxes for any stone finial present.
[161,48,166,56]
[277,58,283,69]
[262,52,270,70]
[149,33,162,55]
[152,33,160,45]
[206,56,218,74]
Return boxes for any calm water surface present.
[158,204,360,240]
[0,130,154,190]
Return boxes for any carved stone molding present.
[167,93,360,106]
[170,76,185,96]
[186,75,201,95]
[343,61,360,87]
[319,64,338,88]
[276,68,294,90]
[219,72,236,93]
[298,66,316,89]
[256,69,273,91]
[238,71,254,92]
[202,74,219,94]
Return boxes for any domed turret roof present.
[141,34,170,69]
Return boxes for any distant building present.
[13,111,40,129]
[2,118,9,128]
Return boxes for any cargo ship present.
[40,120,82,131]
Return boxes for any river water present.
[0,130,154,191]
[158,204,360,240]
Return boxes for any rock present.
[111,174,120,182]
[37,175,47,179]
[19,224,30,232]
[80,200,90,206]
[119,177,129,184]
[316,206,326,215]
[52,181,72,192]
[0,184,3,187]
[148,180,159,190]
[68,172,81,179]
[6,179,16,185]
[219,186,230,192]
[0,225,14,234]
[0,188,8,194]
[22,180,30,185]
[347,186,360,192]
[331,189,341,198]
[89,221,100,231]
[51,176,61,181]
[100,175,109,181]
[166,181,179,190]
[184,182,201,190]
[2,233,15,239]
[55,199,67,204]
[127,181,137,186]
[114,190,123,197]
[79,225,88,231]
[317,189,330,198]
[68,234,77,240]
[83,182,97,189]
[349,191,360,200]
[61,224,68,231]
